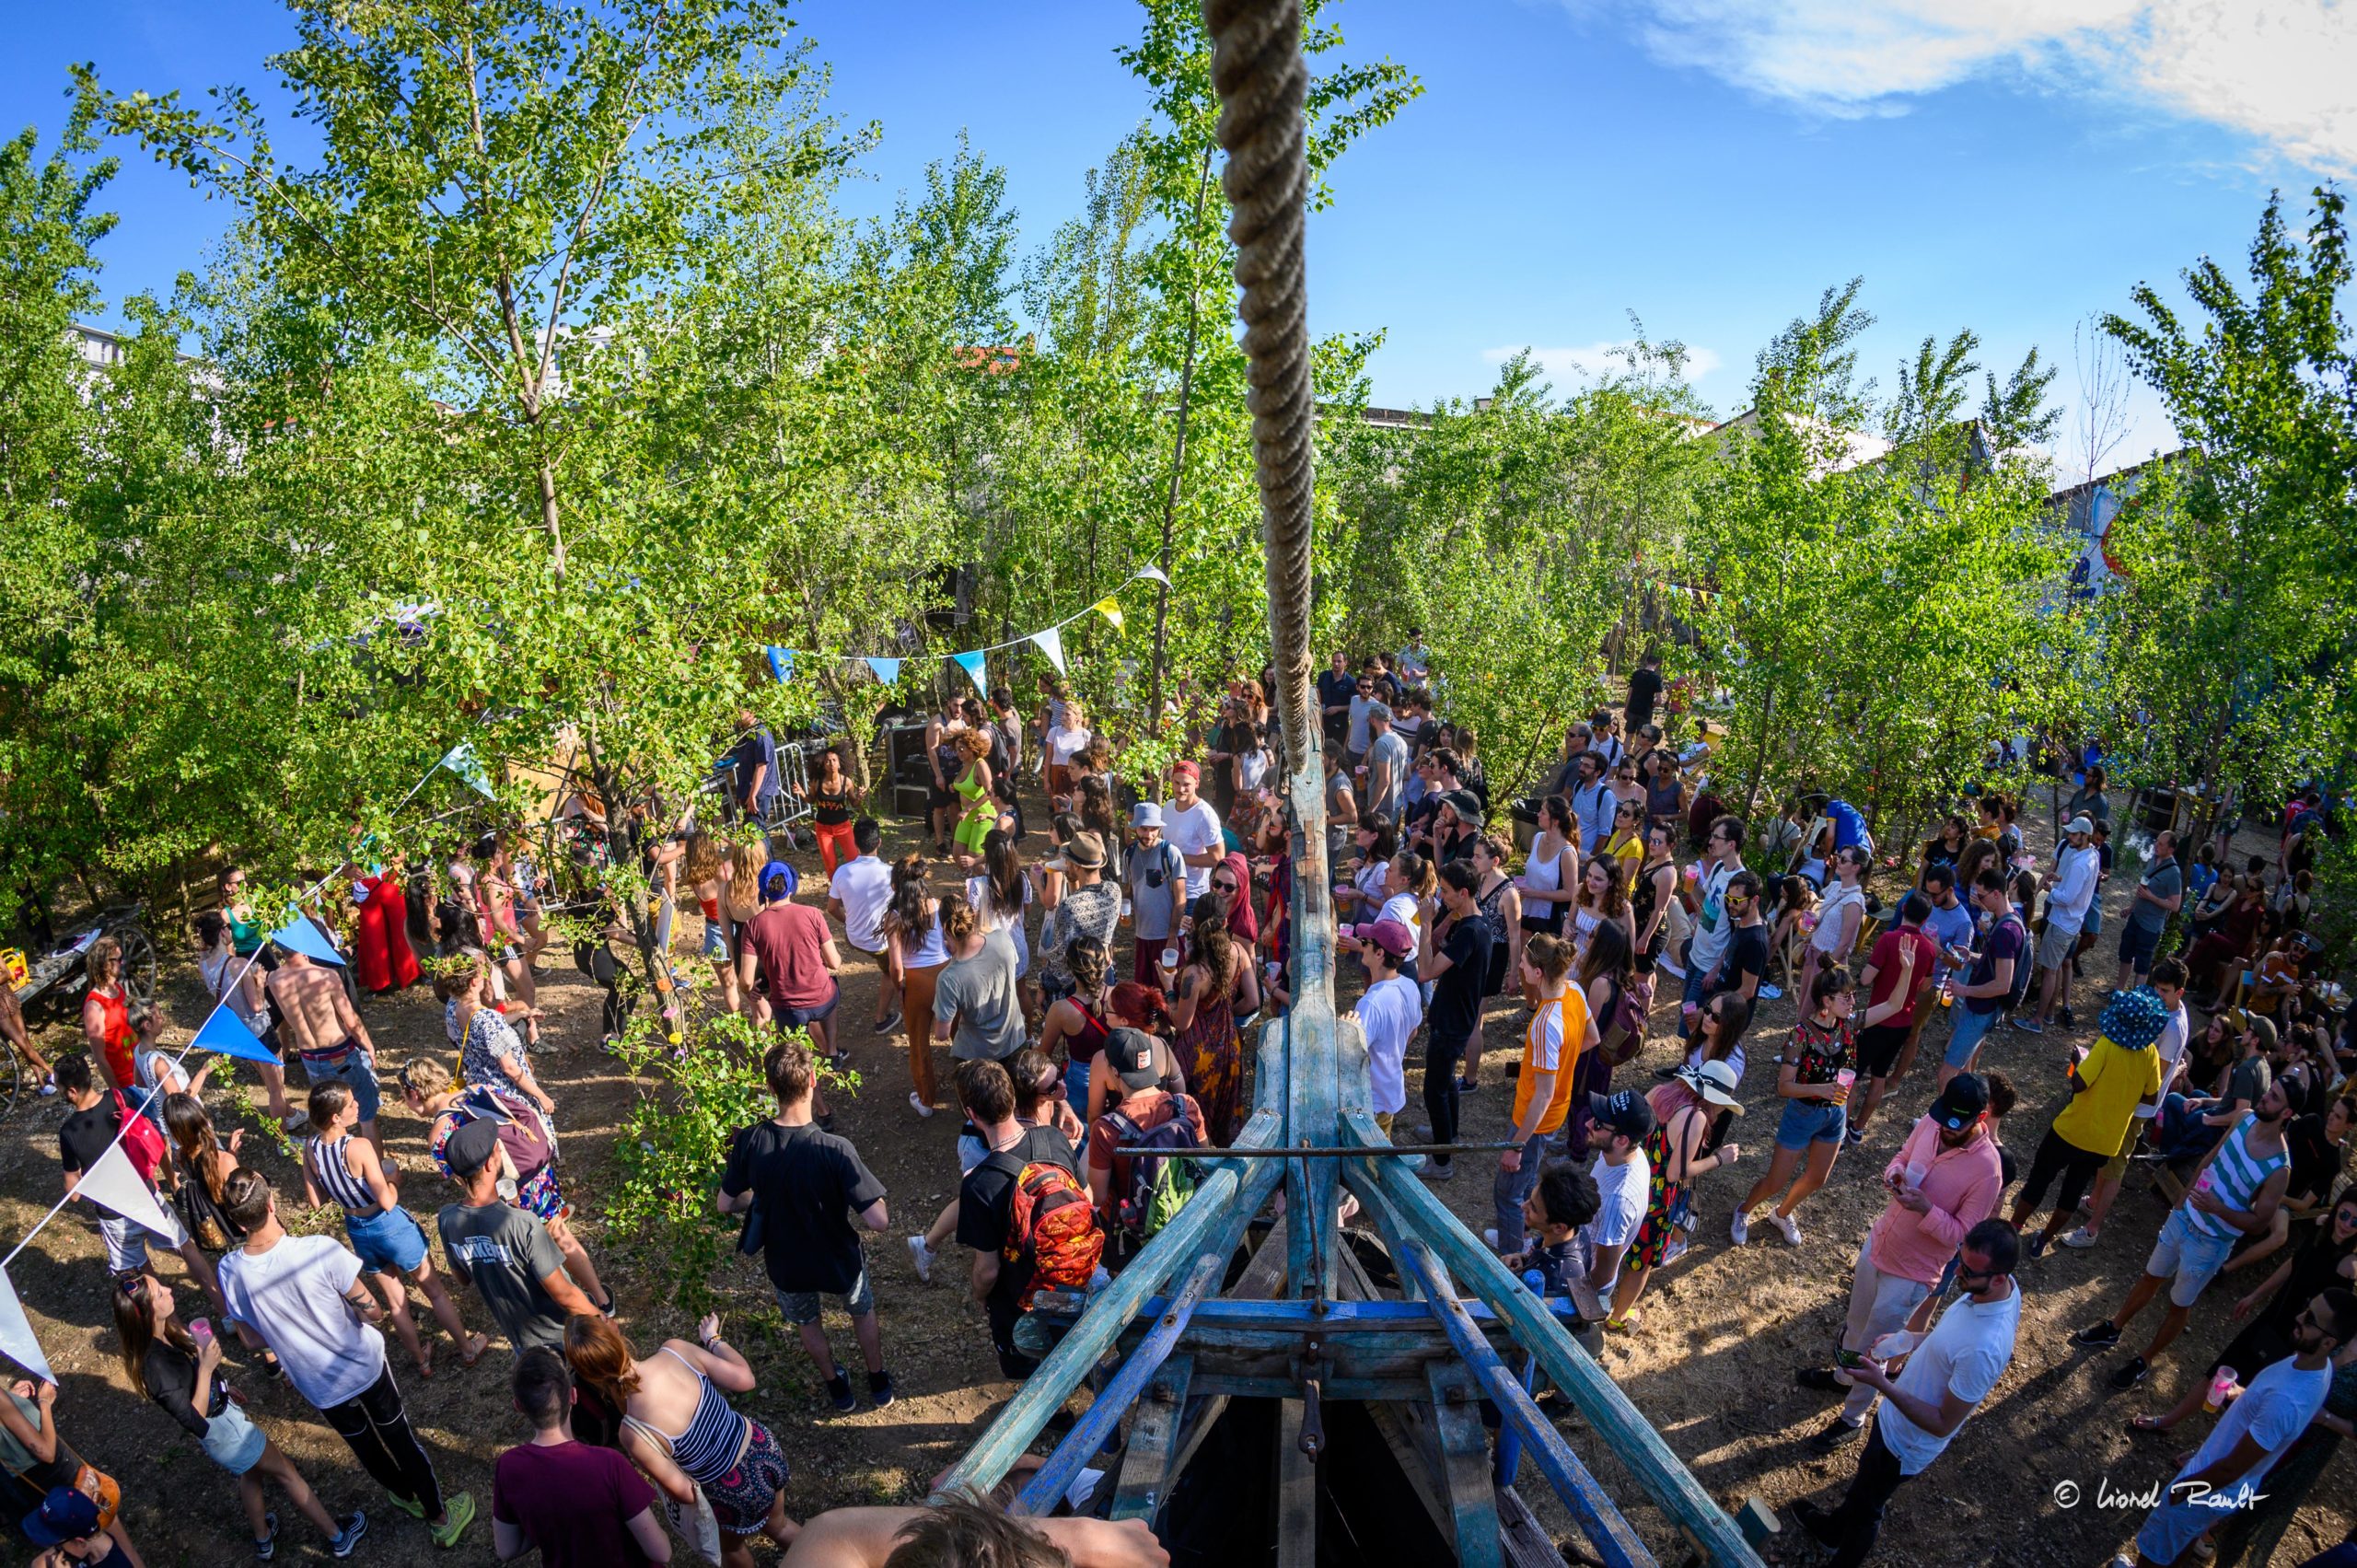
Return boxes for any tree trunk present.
[539,454,566,584]
[1741,683,1778,832]
[1146,145,1215,742]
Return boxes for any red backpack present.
[111,1092,168,1185]
[993,1156,1103,1309]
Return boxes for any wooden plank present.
[1188,1374,1436,1401]
[1109,1355,1193,1527]
[1276,1399,1318,1568]
[1353,1109,1766,1568]
[1497,1485,1572,1568]
[932,1127,1283,1503]
[1428,1364,1506,1568]
[1364,1398,1454,1542]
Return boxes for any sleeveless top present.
[814,777,853,827]
[1631,860,1671,968]
[1067,997,1115,1066]
[1646,775,1682,819]
[308,1133,377,1214]
[88,986,136,1088]
[2184,1114,2292,1242]
[723,873,761,926]
[624,1347,749,1485]
[1521,841,1573,931]
[897,906,948,970]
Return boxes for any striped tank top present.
[308,1134,377,1214]
[623,1347,749,1484]
[2184,1113,2289,1241]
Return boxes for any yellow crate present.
[1,949,26,988]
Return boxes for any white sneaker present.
[1482,1228,1502,1253]
[1662,1237,1689,1265]
[909,1092,935,1119]
[906,1236,934,1284]
[35,1079,57,1098]
[2061,1226,2100,1249]
[1730,1208,1750,1246]
[1771,1211,1803,1247]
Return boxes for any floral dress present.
[1625,1089,1707,1270]
[1175,965,1245,1145]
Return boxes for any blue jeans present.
[2152,1092,2224,1163]
[1492,1132,1550,1256]
[1943,1005,2001,1070]
[1677,950,1712,1040]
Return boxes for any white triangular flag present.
[74,1141,184,1243]
[1029,626,1067,674]
[0,1267,55,1385]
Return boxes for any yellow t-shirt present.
[1608,833,1644,893]
[2050,1035,2164,1156]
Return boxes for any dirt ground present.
[1,784,2350,1566]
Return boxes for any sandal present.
[457,1332,489,1370]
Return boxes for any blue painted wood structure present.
[934,5,1767,1562]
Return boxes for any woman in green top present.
[949,729,997,871]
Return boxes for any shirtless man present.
[268,948,385,1153]
[476,837,540,1042]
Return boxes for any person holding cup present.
[111,1274,363,1557]
[1731,964,1860,1248]
[1794,1074,2003,1450]
[2010,986,2169,1260]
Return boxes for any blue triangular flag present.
[438,741,496,799]
[864,657,902,686]
[765,646,795,684]
[267,917,348,967]
[192,1005,280,1065]
[951,648,987,697]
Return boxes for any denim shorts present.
[2145,1208,2235,1308]
[302,1047,381,1123]
[199,1397,269,1475]
[1776,1098,1848,1151]
[702,918,731,962]
[1944,1005,2001,1069]
[345,1203,428,1274]
[774,1269,876,1326]
[773,979,841,1029]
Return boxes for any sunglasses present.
[1212,879,1239,894]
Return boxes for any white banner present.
[74,1140,180,1240]
[0,1267,55,1385]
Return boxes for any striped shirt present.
[2183,1112,2288,1242]
[308,1134,377,1214]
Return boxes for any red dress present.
[354,875,422,993]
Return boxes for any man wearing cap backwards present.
[435,1118,598,1355]
[2074,1074,2294,1389]
[1344,919,1423,1139]
[1084,1027,1207,1228]
[1122,802,1190,988]
[1162,762,1224,904]
[1792,1218,2021,1568]
[2010,988,2167,1260]
[739,859,845,1068]
[2016,814,2100,1035]
[1796,1074,2003,1450]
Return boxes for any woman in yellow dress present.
[950,728,996,872]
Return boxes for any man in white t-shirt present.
[1163,762,1224,904]
[1793,1219,2019,1567]
[2115,1287,2353,1568]
[827,819,899,1035]
[1577,1090,1654,1298]
[216,1167,472,1546]
[1346,921,1422,1137]
[1679,815,1747,1032]
[2073,959,2194,1249]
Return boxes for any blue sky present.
[9,0,2351,471]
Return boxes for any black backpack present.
[1996,913,2035,1013]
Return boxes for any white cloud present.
[1597,0,2357,174]
[1482,340,1724,383]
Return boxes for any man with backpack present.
[53,1052,225,1312]
[1085,1028,1207,1249]
[954,1059,1102,1379]
[1937,870,2025,1091]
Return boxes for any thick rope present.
[1206,0,1317,763]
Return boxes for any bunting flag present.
[1029,626,1067,674]
[438,741,496,800]
[267,916,348,968]
[951,648,988,697]
[72,1143,185,1243]
[765,646,795,685]
[1094,598,1125,632]
[0,1268,55,1385]
[864,657,903,686]
[1132,563,1171,587]
[191,1006,280,1066]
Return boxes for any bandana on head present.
[2098,986,2166,1052]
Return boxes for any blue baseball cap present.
[25,1485,102,1545]
[760,860,797,900]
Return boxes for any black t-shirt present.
[719,1121,887,1295]
[143,1341,226,1438]
[2285,1112,2340,1202]
[1625,668,1664,727]
[1429,917,1494,1040]
[59,1098,122,1176]
[1719,922,1770,997]
[1317,672,1356,735]
[956,1126,1079,1318]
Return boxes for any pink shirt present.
[1867,1115,2003,1285]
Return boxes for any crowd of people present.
[6,639,2356,1568]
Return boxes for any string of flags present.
[0,745,462,1386]
[758,567,1165,699]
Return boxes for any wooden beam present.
[1427,1364,1505,1568]
[1497,1485,1573,1568]
[1109,1355,1193,1527]
[1276,1399,1318,1568]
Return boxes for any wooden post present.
[1276,1400,1318,1568]
[1109,1356,1195,1527]
[1426,1363,1506,1568]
